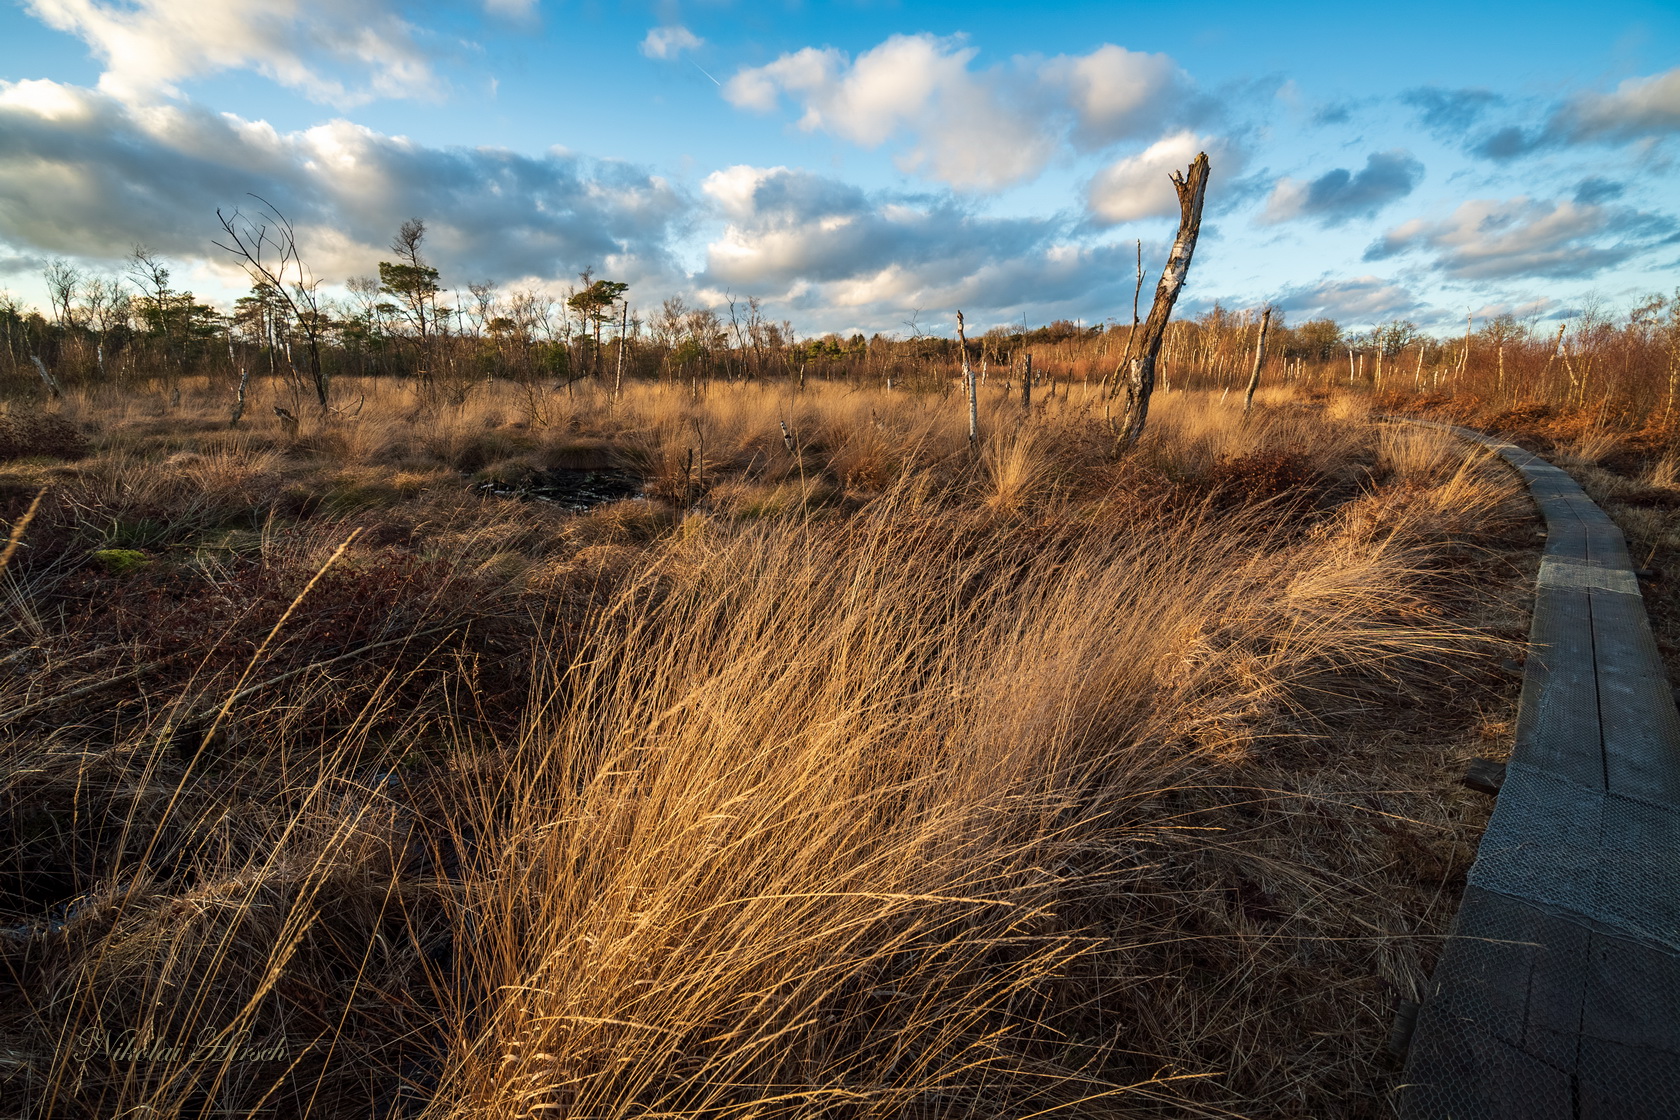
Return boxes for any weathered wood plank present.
[1590,588,1680,801]
[1514,581,1603,787]
[1404,891,1579,1115]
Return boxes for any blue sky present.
[1,0,1678,336]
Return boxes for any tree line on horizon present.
[2,209,1678,428]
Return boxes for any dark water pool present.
[477,467,645,512]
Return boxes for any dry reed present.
[0,378,1529,1118]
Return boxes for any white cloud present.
[640,25,703,61]
[1087,131,1239,224]
[23,0,442,107]
[0,79,687,287]
[723,35,1206,194]
[0,77,1168,331]
[724,34,1053,191]
[696,164,1143,330]
[1273,276,1425,326]
[1428,68,1680,160]
[1366,196,1677,280]
[1039,44,1186,149]
[1553,66,1680,142]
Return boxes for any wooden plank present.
[1514,580,1603,788]
[1577,1035,1680,1118]
[1590,588,1680,802]
[1513,485,1599,791]
[1401,1027,1574,1120]
[1577,513,1680,802]
[1405,890,1578,1116]
[1463,757,1508,795]
[1582,927,1680,1052]
[1517,907,1593,1069]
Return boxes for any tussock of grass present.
[0,378,1527,1118]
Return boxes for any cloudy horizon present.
[1,0,1677,337]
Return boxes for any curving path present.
[1396,420,1680,1118]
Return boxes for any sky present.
[1,0,1678,337]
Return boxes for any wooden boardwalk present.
[1398,421,1680,1118]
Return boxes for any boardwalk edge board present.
[1393,419,1680,1119]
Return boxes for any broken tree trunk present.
[1115,153,1210,451]
[228,334,252,428]
[1242,306,1272,413]
[28,354,62,400]
[613,299,629,400]
[957,310,978,447]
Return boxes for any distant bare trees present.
[43,259,84,329]
[214,197,331,408]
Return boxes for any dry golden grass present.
[0,377,1529,1118]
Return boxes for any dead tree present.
[957,311,977,447]
[28,354,63,399]
[1115,153,1210,450]
[613,298,629,400]
[214,196,330,409]
[227,328,252,428]
[1242,305,1272,413]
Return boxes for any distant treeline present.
[3,241,1678,427]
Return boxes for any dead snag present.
[28,354,63,400]
[1242,305,1272,414]
[957,311,977,447]
[1115,152,1210,451]
[1101,238,1145,402]
[214,196,331,409]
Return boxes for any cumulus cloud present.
[0,79,687,287]
[1038,44,1190,149]
[724,35,1203,192]
[23,0,442,107]
[1261,150,1423,226]
[697,164,1144,329]
[0,76,1166,332]
[1429,67,1680,160]
[1086,131,1240,225]
[640,25,703,61]
[1365,196,1677,280]
[1273,275,1424,325]
[1548,66,1680,142]
[1467,297,1560,322]
[723,35,1054,191]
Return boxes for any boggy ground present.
[0,376,1533,1119]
